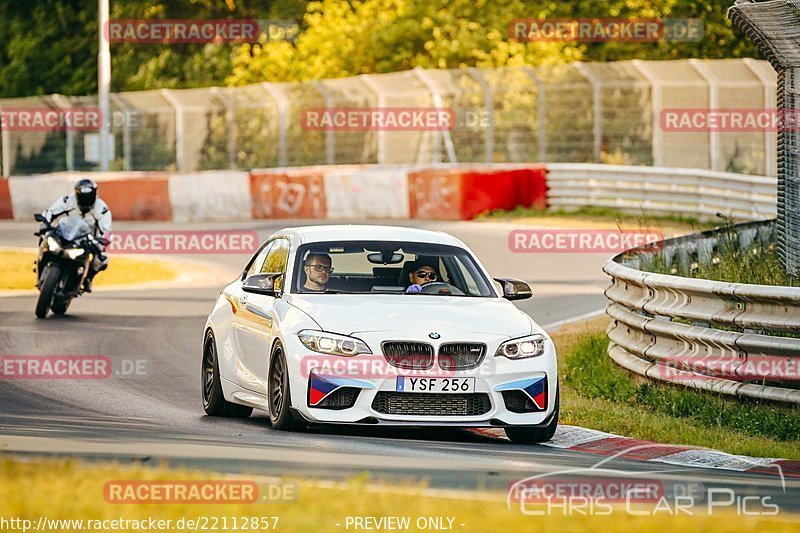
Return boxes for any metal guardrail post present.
[160,89,185,171]
[261,83,289,168]
[574,63,602,163]
[109,93,132,171]
[313,81,336,165]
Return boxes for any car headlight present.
[496,334,546,359]
[46,236,61,252]
[298,330,371,357]
[64,248,85,259]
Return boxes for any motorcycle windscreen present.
[57,215,91,241]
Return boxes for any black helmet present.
[74,179,97,213]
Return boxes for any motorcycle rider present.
[41,179,112,292]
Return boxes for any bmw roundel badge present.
[429,332,441,339]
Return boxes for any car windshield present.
[293,240,494,297]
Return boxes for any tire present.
[268,342,299,431]
[504,387,559,444]
[201,331,253,418]
[51,298,71,315]
[35,263,62,319]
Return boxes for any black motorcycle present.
[33,213,108,318]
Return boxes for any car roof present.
[274,225,464,247]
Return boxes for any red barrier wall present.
[249,170,327,219]
[408,166,547,220]
[99,176,172,221]
[0,179,12,219]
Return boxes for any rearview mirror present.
[494,277,532,301]
[34,214,47,223]
[242,273,282,297]
[367,251,404,264]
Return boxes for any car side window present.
[244,241,275,281]
[260,238,290,291]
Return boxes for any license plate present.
[396,377,475,393]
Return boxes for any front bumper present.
[285,331,558,427]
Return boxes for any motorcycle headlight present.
[496,334,547,359]
[46,236,61,252]
[65,248,85,259]
[298,330,371,357]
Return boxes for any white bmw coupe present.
[202,225,558,443]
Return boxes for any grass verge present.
[553,318,800,459]
[0,250,179,290]
[0,457,797,531]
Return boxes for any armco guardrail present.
[548,163,777,221]
[603,220,800,403]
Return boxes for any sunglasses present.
[414,270,437,280]
[306,264,333,273]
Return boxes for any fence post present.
[211,87,237,169]
[743,57,777,178]
[314,81,336,165]
[574,63,602,163]
[466,68,495,164]
[631,60,663,167]
[160,89,185,171]
[522,67,547,162]
[51,95,74,171]
[413,67,457,163]
[261,83,289,167]
[0,112,9,176]
[359,74,386,164]
[689,59,720,172]
[109,93,132,171]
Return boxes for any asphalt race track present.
[0,220,797,512]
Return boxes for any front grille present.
[381,342,434,369]
[315,387,360,410]
[372,392,491,416]
[438,343,486,370]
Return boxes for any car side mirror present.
[494,277,532,301]
[242,273,282,297]
[34,214,47,223]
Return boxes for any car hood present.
[286,294,535,337]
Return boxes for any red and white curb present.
[471,425,800,478]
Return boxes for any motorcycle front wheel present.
[35,263,62,319]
